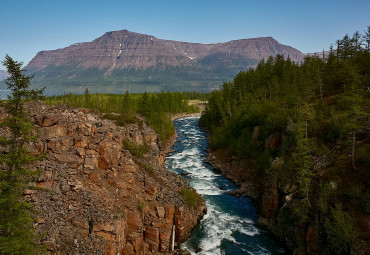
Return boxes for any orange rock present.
[124,164,137,173]
[159,227,172,252]
[88,173,100,184]
[123,243,135,255]
[126,212,142,232]
[126,233,143,253]
[145,226,159,250]
[98,158,109,170]
[156,206,165,218]
[164,204,175,224]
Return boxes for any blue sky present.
[1,0,369,69]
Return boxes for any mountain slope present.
[0,70,8,81]
[26,30,305,95]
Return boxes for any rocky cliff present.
[19,101,206,254]
[25,30,305,94]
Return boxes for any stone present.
[159,227,172,252]
[23,189,37,195]
[126,212,142,232]
[252,126,261,140]
[156,206,165,218]
[265,133,280,151]
[165,204,175,223]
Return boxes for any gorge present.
[165,117,285,254]
[2,101,206,254]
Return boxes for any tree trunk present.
[305,120,308,138]
[352,130,356,170]
[318,66,323,100]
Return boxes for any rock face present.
[20,101,206,254]
[27,30,304,71]
[25,30,305,94]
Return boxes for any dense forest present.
[200,28,370,253]
[47,91,206,142]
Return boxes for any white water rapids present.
[165,117,285,255]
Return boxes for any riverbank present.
[171,112,201,121]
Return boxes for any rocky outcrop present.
[20,101,206,254]
[206,151,261,200]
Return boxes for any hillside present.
[0,100,206,254]
[200,30,370,254]
[0,70,8,81]
[25,30,305,95]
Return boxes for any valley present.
[1,25,369,255]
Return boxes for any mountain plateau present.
[24,30,305,95]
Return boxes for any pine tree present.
[0,55,44,254]
[364,26,370,51]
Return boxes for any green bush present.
[357,145,370,167]
[137,201,146,210]
[122,140,150,158]
[291,200,310,224]
[179,189,203,209]
[324,203,354,254]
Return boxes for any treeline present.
[200,28,370,253]
[47,91,205,141]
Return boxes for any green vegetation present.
[324,203,355,254]
[200,27,370,253]
[122,140,150,158]
[179,188,204,210]
[26,64,224,95]
[46,91,203,142]
[0,55,45,254]
[137,201,146,210]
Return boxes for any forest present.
[46,91,206,142]
[200,28,370,253]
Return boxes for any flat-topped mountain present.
[26,30,305,95]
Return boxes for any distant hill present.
[0,70,8,81]
[26,30,305,95]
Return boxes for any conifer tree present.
[0,55,44,254]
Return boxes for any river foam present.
[165,117,285,255]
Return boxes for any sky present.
[1,0,369,69]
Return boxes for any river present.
[165,117,285,255]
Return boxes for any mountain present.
[0,70,8,81]
[26,30,305,95]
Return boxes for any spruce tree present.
[0,55,44,254]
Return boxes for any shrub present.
[137,201,146,210]
[179,189,203,209]
[324,203,354,254]
[122,140,150,158]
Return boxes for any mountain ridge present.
[25,29,305,95]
